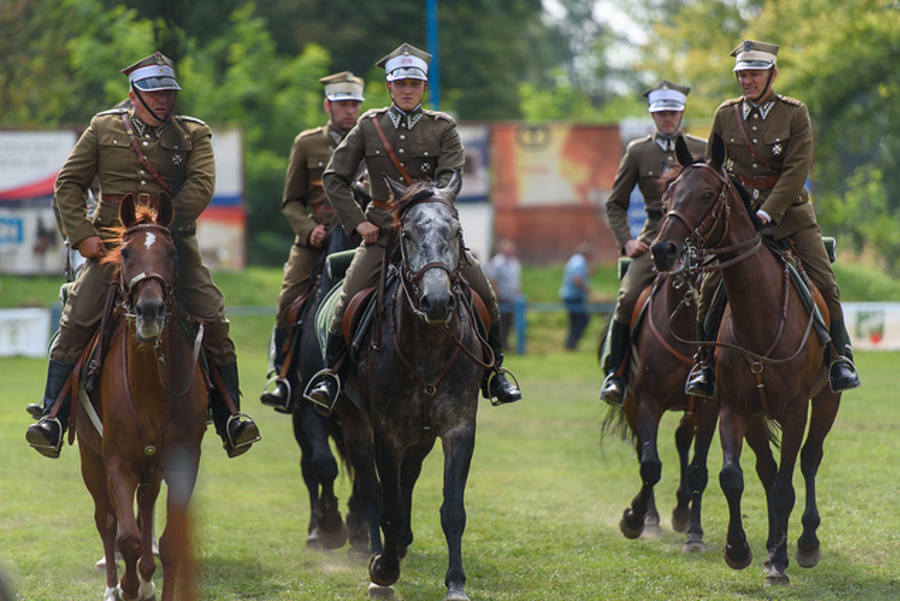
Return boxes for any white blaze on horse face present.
[144,232,156,250]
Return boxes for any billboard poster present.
[0,127,245,274]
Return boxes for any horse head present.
[385,171,463,325]
[110,193,178,342]
[651,134,746,273]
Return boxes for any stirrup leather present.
[303,369,342,415]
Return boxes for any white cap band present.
[128,64,176,84]
[384,55,429,81]
[648,88,687,112]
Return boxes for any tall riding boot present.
[25,360,75,458]
[260,326,295,413]
[599,320,630,406]
[828,319,861,392]
[483,321,522,405]
[304,330,346,415]
[212,362,260,458]
[685,322,716,399]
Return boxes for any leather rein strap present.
[370,115,414,185]
[120,113,173,194]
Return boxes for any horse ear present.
[710,133,726,170]
[156,192,174,227]
[675,135,694,168]
[447,169,463,198]
[119,194,137,227]
[382,174,407,201]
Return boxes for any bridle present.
[118,222,176,316]
[662,162,762,278]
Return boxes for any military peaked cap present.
[122,51,181,92]
[731,40,779,71]
[377,43,431,82]
[643,80,690,113]
[319,71,365,102]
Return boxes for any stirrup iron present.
[303,369,342,415]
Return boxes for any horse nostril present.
[446,294,456,313]
[419,296,432,314]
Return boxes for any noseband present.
[119,222,176,313]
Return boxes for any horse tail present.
[766,416,783,451]
[330,420,355,481]
[599,402,633,447]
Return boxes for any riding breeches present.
[328,240,500,335]
[613,251,657,324]
[276,243,325,326]
[696,223,844,326]
[50,257,236,366]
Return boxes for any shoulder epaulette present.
[428,110,456,123]
[362,107,389,119]
[626,134,653,150]
[298,126,324,139]
[96,108,128,117]
[177,115,208,126]
[778,95,803,107]
[684,133,707,144]
[719,97,742,110]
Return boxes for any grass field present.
[1,266,899,600]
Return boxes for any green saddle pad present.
[314,282,343,363]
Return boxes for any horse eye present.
[121,247,131,260]
[703,191,715,202]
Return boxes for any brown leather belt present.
[371,199,392,210]
[100,193,161,205]
[738,175,780,190]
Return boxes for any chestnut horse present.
[345,172,484,601]
[76,194,207,600]
[603,266,718,553]
[651,135,841,585]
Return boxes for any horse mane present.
[100,203,159,267]
[390,180,456,231]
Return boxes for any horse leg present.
[79,443,119,597]
[439,426,474,601]
[106,463,143,599]
[136,480,159,600]
[718,406,752,570]
[683,401,716,553]
[369,435,404,591]
[620,403,662,539]
[341,404,382,559]
[797,389,840,568]
[763,405,808,586]
[159,449,201,601]
[295,404,347,549]
[671,412,696,534]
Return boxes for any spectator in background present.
[487,238,521,349]
[559,242,594,350]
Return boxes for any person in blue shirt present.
[559,242,594,350]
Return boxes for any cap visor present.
[649,100,685,113]
[733,61,774,71]
[386,67,427,82]
[133,77,181,91]
[326,93,365,102]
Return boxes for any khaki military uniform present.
[698,95,842,323]
[51,108,235,364]
[323,105,498,332]
[275,123,342,325]
[606,132,707,323]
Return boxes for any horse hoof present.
[619,510,643,540]
[796,544,820,568]
[319,522,349,550]
[640,522,662,540]
[723,542,752,570]
[671,507,691,533]
[306,531,325,551]
[369,553,400,587]
[764,565,791,586]
[445,583,471,601]
[367,582,395,600]
[682,538,707,554]
[349,543,373,561]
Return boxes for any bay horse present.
[291,222,378,558]
[345,172,484,601]
[651,134,841,585]
[602,265,717,553]
[76,194,207,600]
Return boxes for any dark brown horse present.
[344,172,484,601]
[651,135,841,585]
[77,194,207,600]
[603,266,718,553]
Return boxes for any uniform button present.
[399,134,406,141]
[752,139,757,143]
[140,170,146,175]
[398,148,405,154]
[113,140,118,144]
[752,164,758,169]
[752,126,758,131]
[142,141,149,147]
[141,180,147,185]
[423,151,429,156]
[400,162,405,167]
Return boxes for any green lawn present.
[2,264,898,600]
